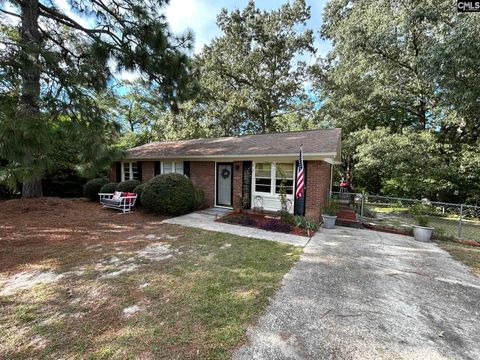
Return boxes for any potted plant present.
[411,204,434,242]
[322,199,340,229]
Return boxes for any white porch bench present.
[98,193,138,213]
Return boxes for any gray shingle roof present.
[126,128,341,159]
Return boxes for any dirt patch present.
[0,270,64,296]
[136,243,177,261]
[123,304,143,317]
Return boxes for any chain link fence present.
[331,192,480,242]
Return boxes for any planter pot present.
[322,214,337,229]
[412,225,434,242]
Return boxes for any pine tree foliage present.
[0,0,194,196]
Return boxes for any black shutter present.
[115,162,121,182]
[183,161,190,178]
[154,161,161,176]
[137,161,142,182]
[242,161,252,209]
[294,161,307,216]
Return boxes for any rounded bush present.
[116,179,141,193]
[132,183,146,206]
[193,187,205,210]
[99,182,118,194]
[142,173,195,215]
[83,178,108,201]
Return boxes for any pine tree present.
[0,0,193,197]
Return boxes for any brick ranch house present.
[111,129,341,220]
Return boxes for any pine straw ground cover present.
[0,198,301,359]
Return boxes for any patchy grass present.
[0,198,301,359]
[436,240,480,276]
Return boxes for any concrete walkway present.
[234,227,480,360]
[162,209,310,247]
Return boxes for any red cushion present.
[126,192,136,197]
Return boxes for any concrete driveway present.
[234,227,480,360]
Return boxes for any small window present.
[174,161,184,174]
[162,161,173,174]
[131,162,138,179]
[123,163,130,181]
[255,163,271,193]
[162,161,183,175]
[275,163,294,195]
[122,162,139,181]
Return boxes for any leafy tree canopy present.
[195,0,317,135]
[316,0,480,202]
[315,0,480,140]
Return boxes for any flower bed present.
[218,211,314,237]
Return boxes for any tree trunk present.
[417,98,427,130]
[22,180,43,198]
[18,0,43,198]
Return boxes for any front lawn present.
[436,240,480,276]
[0,198,301,359]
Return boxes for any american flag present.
[295,147,305,199]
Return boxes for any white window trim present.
[252,162,295,198]
[121,162,131,181]
[160,161,184,175]
[121,162,138,181]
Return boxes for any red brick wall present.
[190,161,215,207]
[305,160,332,220]
[141,161,155,181]
[233,161,243,209]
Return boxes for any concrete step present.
[336,209,363,229]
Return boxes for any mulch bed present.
[217,211,312,237]
[363,223,411,236]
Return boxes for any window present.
[131,162,138,180]
[122,162,139,181]
[275,163,294,195]
[162,161,184,175]
[175,161,184,174]
[162,161,173,174]
[255,163,271,193]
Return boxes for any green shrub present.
[294,215,319,231]
[415,215,431,227]
[116,179,141,193]
[193,187,205,210]
[83,178,108,201]
[322,199,340,216]
[99,182,118,194]
[132,183,146,206]
[142,173,195,215]
[410,203,432,227]
[278,210,295,225]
